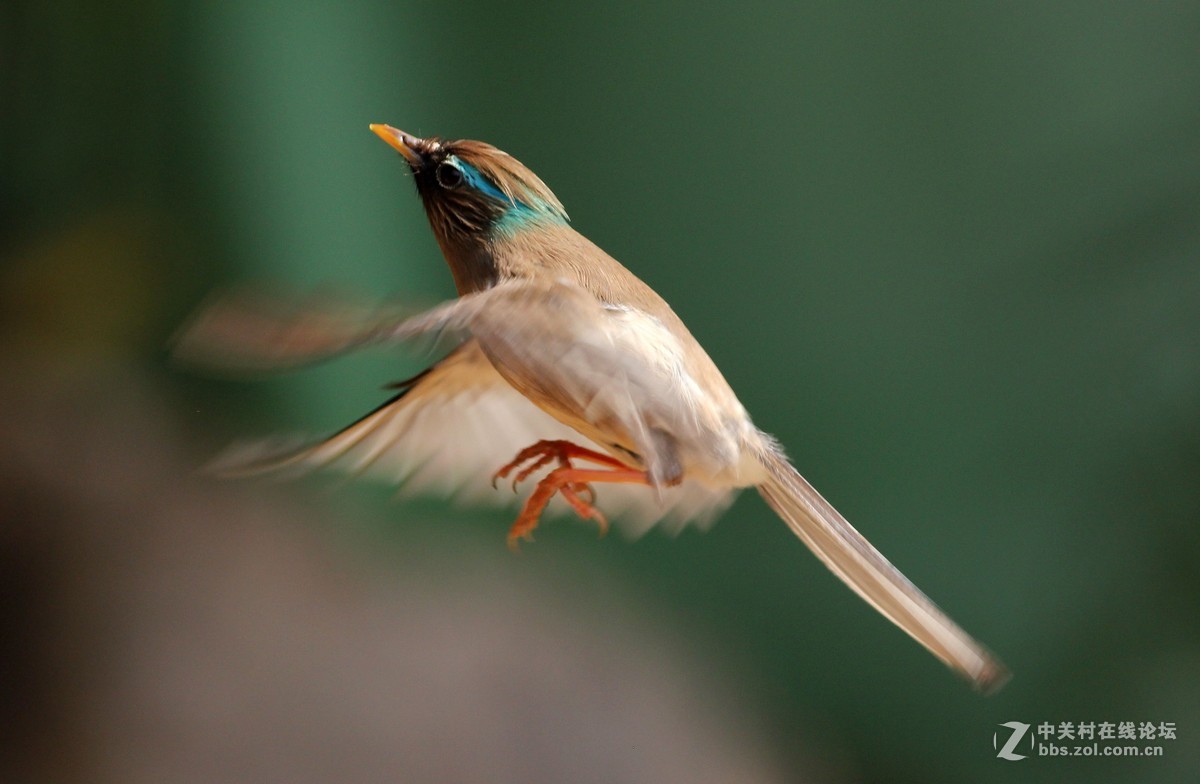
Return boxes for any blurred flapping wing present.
[206,336,732,536]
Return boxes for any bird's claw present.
[492,440,587,493]
[494,440,634,546]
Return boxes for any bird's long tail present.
[752,441,1009,693]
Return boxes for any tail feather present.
[753,442,1009,694]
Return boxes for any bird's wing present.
[171,287,420,374]
[752,439,1010,693]
[210,338,733,536]
[383,278,752,488]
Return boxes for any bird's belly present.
[487,360,647,463]
[465,284,767,488]
[481,343,765,489]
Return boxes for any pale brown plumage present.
[176,125,1010,693]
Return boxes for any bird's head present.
[370,124,567,248]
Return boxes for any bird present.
[175,123,1009,693]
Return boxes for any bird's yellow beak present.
[369,124,423,166]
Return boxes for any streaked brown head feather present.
[444,139,567,219]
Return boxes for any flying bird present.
[176,124,1009,693]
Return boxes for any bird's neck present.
[434,210,568,296]
[436,233,500,294]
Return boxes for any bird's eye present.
[436,162,464,189]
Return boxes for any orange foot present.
[492,440,649,550]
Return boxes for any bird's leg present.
[495,440,639,547]
[496,440,646,548]
[494,439,627,505]
[506,465,650,551]
[493,439,630,488]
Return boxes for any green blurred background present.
[3,2,1199,782]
